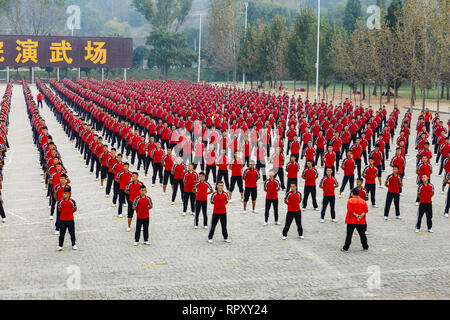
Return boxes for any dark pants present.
[208,213,228,240]
[152,162,163,184]
[183,192,196,213]
[59,220,76,247]
[171,179,184,202]
[217,170,229,190]
[384,192,400,217]
[112,181,120,204]
[343,224,368,250]
[135,218,149,242]
[0,201,6,219]
[303,185,318,209]
[321,196,336,219]
[282,211,303,237]
[340,175,355,193]
[365,183,376,205]
[354,158,362,177]
[106,172,114,195]
[118,189,126,215]
[416,203,432,230]
[205,165,217,184]
[273,167,286,189]
[195,200,208,227]
[230,176,243,193]
[264,199,278,222]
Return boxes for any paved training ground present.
[0,83,449,300]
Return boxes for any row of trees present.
[208,0,448,109]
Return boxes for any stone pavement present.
[0,83,449,300]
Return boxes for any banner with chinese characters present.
[0,35,132,68]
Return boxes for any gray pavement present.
[0,83,449,300]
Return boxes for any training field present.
[0,83,449,300]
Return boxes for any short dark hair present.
[352,188,360,196]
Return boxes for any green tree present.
[343,0,362,32]
[133,46,150,69]
[207,0,243,83]
[132,0,192,31]
[101,17,131,37]
[146,27,196,79]
[283,7,316,95]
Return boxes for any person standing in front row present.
[132,186,153,246]
[384,166,402,220]
[208,181,231,243]
[264,170,281,226]
[282,183,304,240]
[415,174,434,233]
[341,188,369,252]
[57,188,77,251]
[193,172,214,229]
[319,167,339,223]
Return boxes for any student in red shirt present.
[182,163,198,216]
[132,186,153,246]
[350,138,362,177]
[323,145,336,177]
[301,160,319,210]
[255,141,267,182]
[193,172,214,229]
[115,162,132,218]
[319,167,339,222]
[205,145,217,184]
[415,174,434,233]
[264,170,281,226]
[105,148,118,197]
[369,144,383,187]
[144,136,156,177]
[384,166,402,220]
[162,148,175,195]
[151,142,165,186]
[243,161,260,214]
[285,154,299,192]
[217,149,229,190]
[171,157,186,204]
[270,146,286,190]
[282,183,303,240]
[341,188,369,252]
[125,172,145,232]
[363,157,378,207]
[208,181,230,243]
[229,151,244,202]
[52,173,71,233]
[302,140,315,167]
[290,135,300,162]
[136,136,147,171]
[57,188,77,251]
[314,130,325,167]
[339,150,356,198]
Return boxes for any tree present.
[133,0,194,79]
[133,46,150,69]
[265,14,287,88]
[343,0,362,32]
[207,0,243,83]
[283,7,316,96]
[101,17,131,37]
[1,0,66,35]
[238,24,258,87]
[132,0,192,31]
[146,27,196,79]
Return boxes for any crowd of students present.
[23,80,77,251]
[0,80,12,224]
[27,76,450,250]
